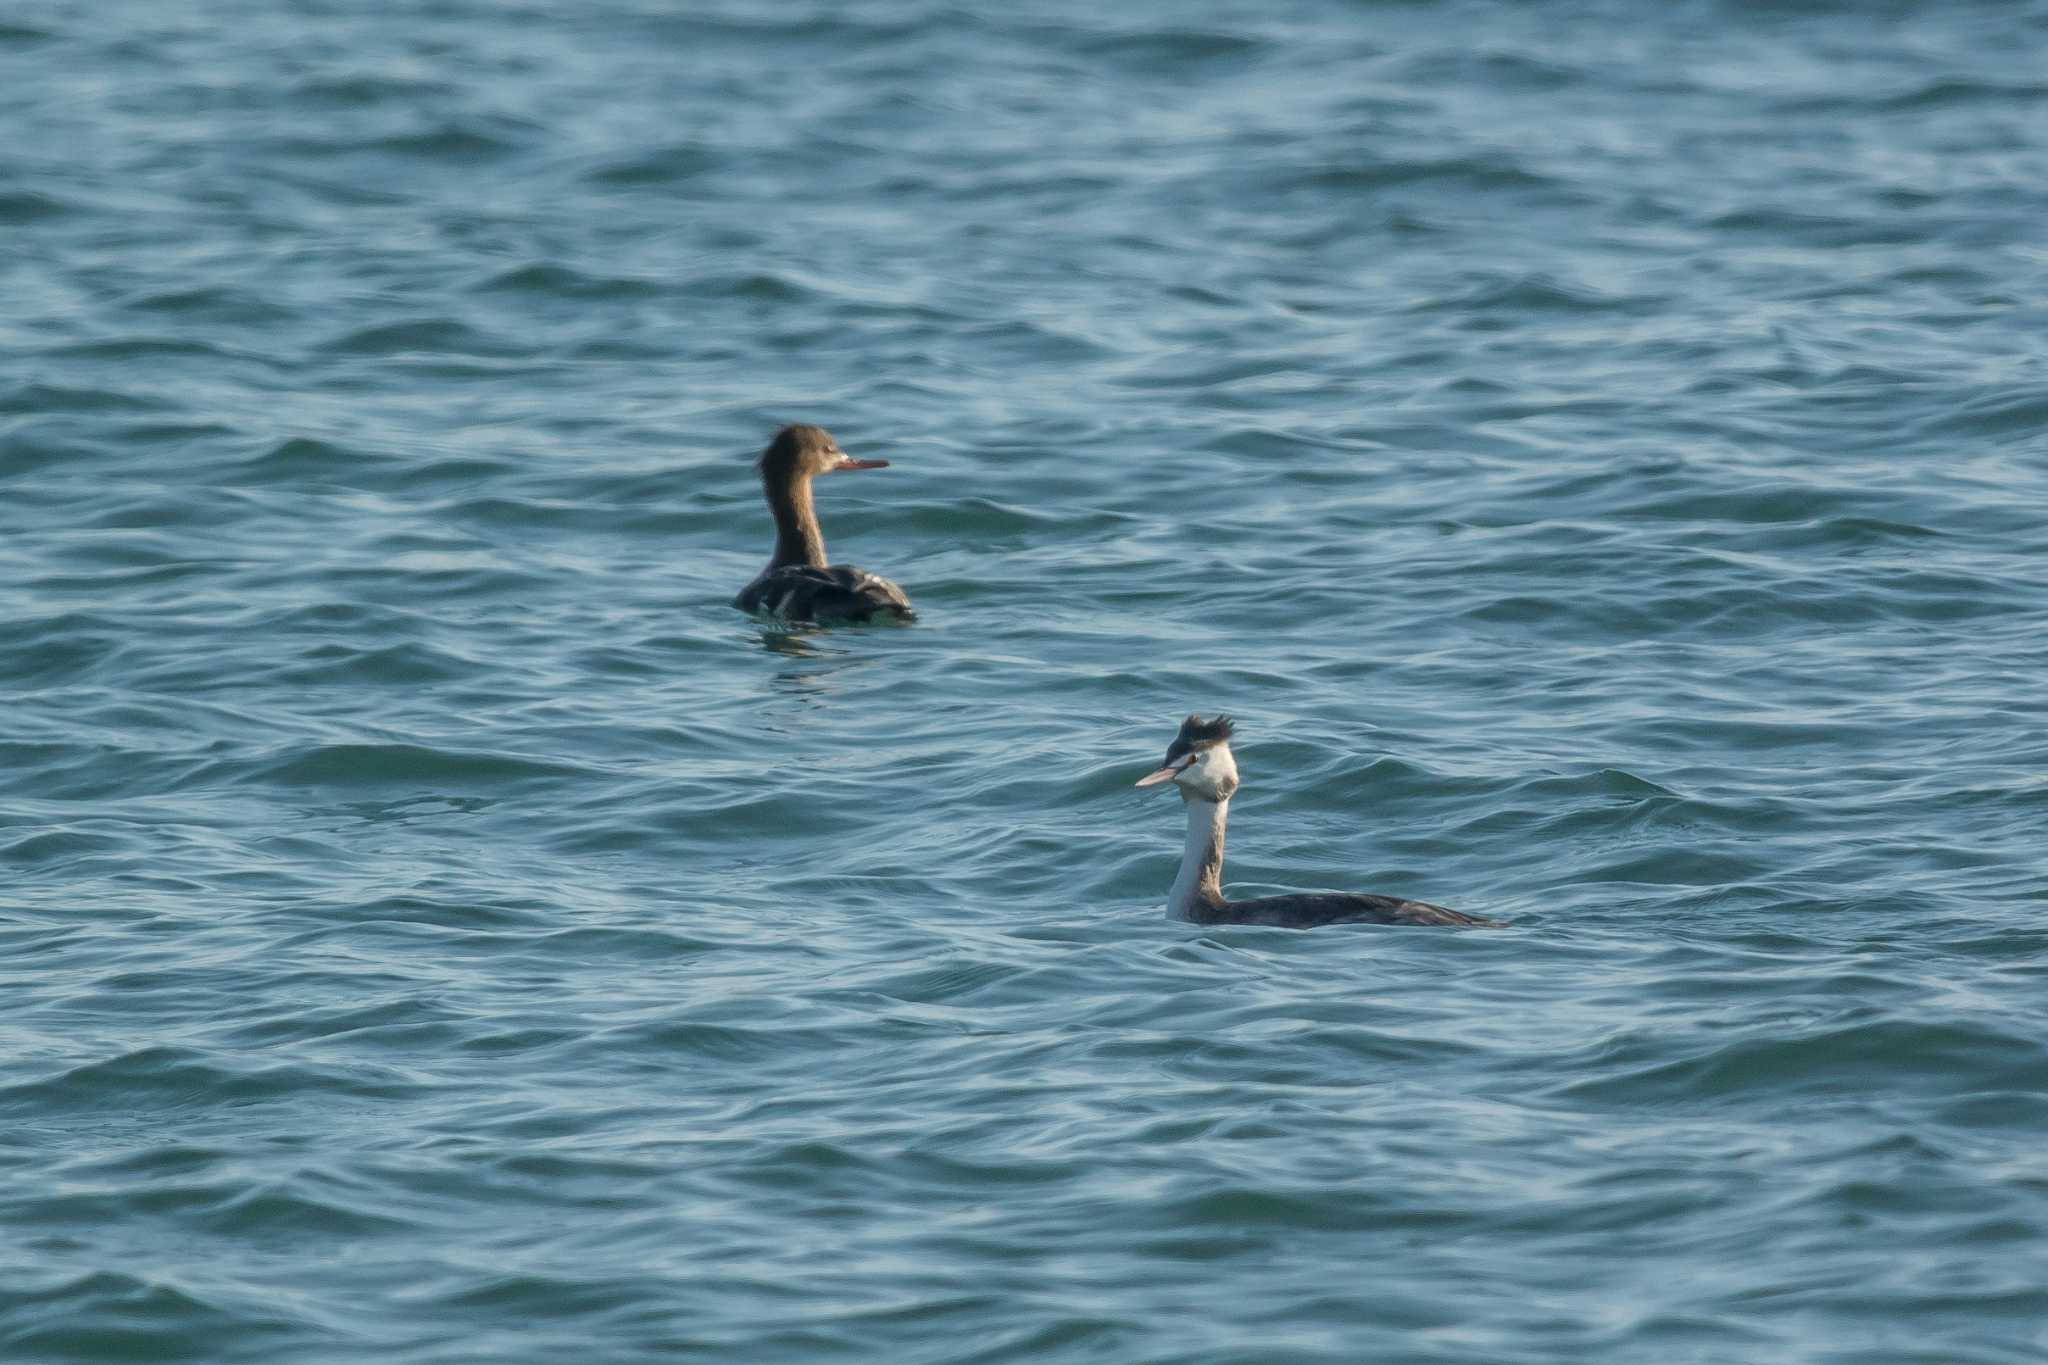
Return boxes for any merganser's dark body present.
[1136,715,1500,929]
[734,424,913,624]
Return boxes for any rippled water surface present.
[5,1,2048,1360]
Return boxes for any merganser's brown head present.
[759,424,889,483]
[1136,714,1240,801]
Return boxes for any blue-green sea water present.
[5,1,2048,1361]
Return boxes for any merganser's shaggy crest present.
[1135,715,1500,928]
[734,424,914,624]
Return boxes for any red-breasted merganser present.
[733,424,913,624]
[1136,715,1500,928]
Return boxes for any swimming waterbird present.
[1135,715,1499,928]
[734,424,914,624]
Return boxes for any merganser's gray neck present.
[1169,794,1229,921]
[764,471,826,569]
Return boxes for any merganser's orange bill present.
[833,457,889,471]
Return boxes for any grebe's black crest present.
[1164,713,1234,765]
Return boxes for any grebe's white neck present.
[1169,794,1229,921]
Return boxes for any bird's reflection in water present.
[754,624,869,701]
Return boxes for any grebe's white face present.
[1136,741,1239,801]
[1175,742,1239,801]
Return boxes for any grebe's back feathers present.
[1189,890,1500,930]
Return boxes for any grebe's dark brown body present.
[1136,716,1500,930]
[734,424,913,625]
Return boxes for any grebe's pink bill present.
[733,424,914,625]
[1136,714,1501,929]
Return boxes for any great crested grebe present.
[733,424,914,624]
[1135,715,1500,928]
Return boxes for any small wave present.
[0,1045,416,1117]
[316,318,520,357]
[582,142,719,186]
[1076,27,1270,67]
[388,454,519,491]
[0,1271,302,1360]
[901,496,1089,539]
[473,262,663,300]
[1703,206,1927,247]
[1395,49,1588,91]
[0,827,129,869]
[0,190,71,223]
[273,641,479,686]
[277,121,531,164]
[438,1271,663,1316]
[243,742,586,790]
[867,955,1027,1006]
[1614,482,1866,525]
[1517,768,1679,802]
[609,1019,826,1063]
[121,284,294,326]
[679,269,825,304]
[624,7,928,50]
[0,382,164,416]
[1288,155,1560,195]
[236,434,357,487]
[528,924,723,959]
[443,494,608,531]
[1914,384,2048,440]
[198,1182,419,1239]
[0,612,129,686]
[1874,76,2048,112]
[286,887,542,931]
[459,1027,580,1057]
[285,72,459,109]
[1157,1184,1407,1233]
[47,337,256,364]
[214,996,467,1049]
[1412,273,1662,315]
[1740,515,1943,552]
[1559,1017,2048,1109]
